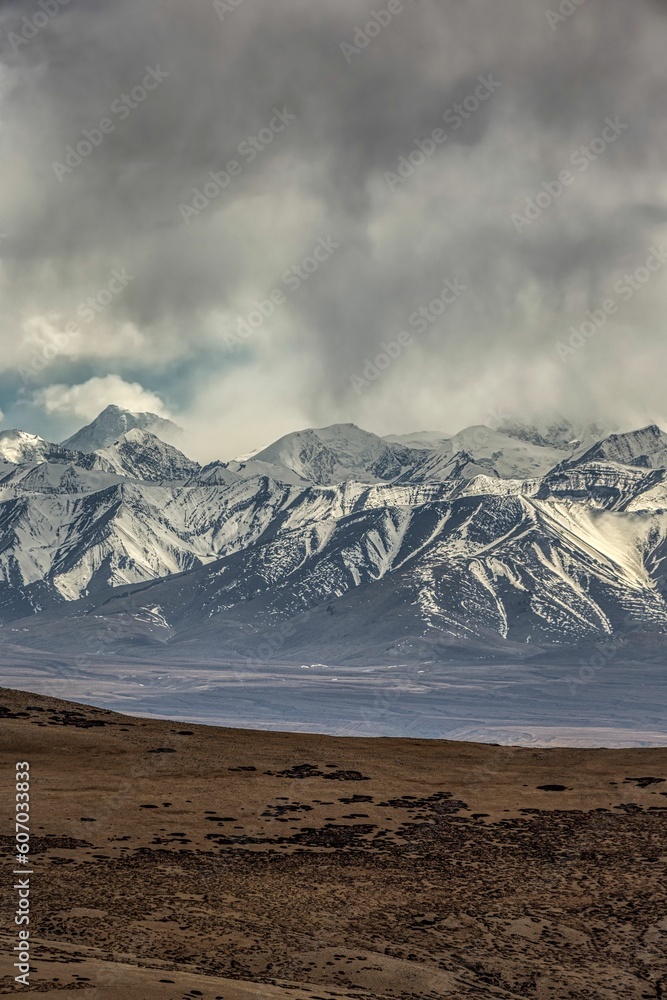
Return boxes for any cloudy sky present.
[0,0,666,459]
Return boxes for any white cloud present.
[178,351,312,462]
[33,375,170,422]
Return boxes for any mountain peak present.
[0,429,51,465]
[560,423,667,471]
[496,416,611,450]
[62,405,180,454]
[250,422,418,484]
[94,429,199,482]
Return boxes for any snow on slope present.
[95,429,200,483]
[62,404,180,453]
[0,431,119,476]
[388,426,572,482]
[250,423,422,484]
[0,430,52,465]
[559,424,667,471]
[188,462,242,487]
[497,416,610,451]
[222,458,311,486]
[383,431,452,450]
[247,420,568,484]
[0,477,293,601]
[0,462,126,496]
[449,426,568,478]
[0,475,457,606]
[3,409,667,660]
[16,491,667,659]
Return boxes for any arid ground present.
[1,686,666,999]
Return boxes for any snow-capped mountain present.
[250,423,421,484]
[559,424,667,471]
[496,415,610,451]
[61,403,180,453]
[392,425,569,482]
[95,429,200,482]
[0,422,195,486]
[0,431,119,478]
[0,429,106,469]
[2,406,667,666]
[0,430,53,465]
[245,421,572,484]
[383,431,452,450]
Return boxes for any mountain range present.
[1,404,667,669]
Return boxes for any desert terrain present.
[1,686,666,999]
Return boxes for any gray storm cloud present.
[0,0,666,457]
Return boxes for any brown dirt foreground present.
[0,688,666,999]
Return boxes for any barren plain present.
[1,687,666,999]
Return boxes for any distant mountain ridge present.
[1,405,667,667]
